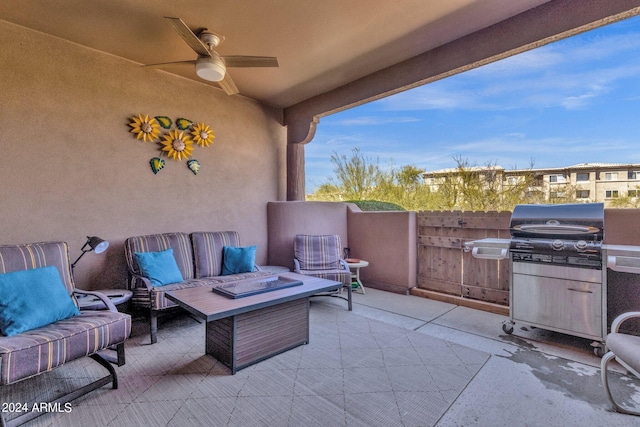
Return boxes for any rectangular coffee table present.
[165,272,341,374]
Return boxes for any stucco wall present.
[347,206,417,294]
[267,201,350,270]
[267,201,417,294]
[0,21,286,289]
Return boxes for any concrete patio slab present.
[4,288,640,426]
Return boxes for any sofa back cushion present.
[0,241,76,295]
[191,231,241,278]
[124,232,194,281]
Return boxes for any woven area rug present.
[4,300,489,427]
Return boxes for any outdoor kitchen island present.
[165,273,341,374]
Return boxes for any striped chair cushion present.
[0,311,130,385]
[0,242,75,296]
[124,232,195,284]
[297,269,351,286]
[294,234,343,271]
[191,231,241,278]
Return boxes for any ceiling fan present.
[145,17,279,95]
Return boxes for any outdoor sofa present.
[124,231,273,343]
[0,241,131,427]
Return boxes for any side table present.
[76,289,133,311]
[346,259,368,294]
[75,289,132,366]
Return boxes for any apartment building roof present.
[424,163,640,177]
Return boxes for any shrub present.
[346,200,405,211]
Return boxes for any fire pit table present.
[165,272,341,373]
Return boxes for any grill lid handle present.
[471,246,508,260]
[513,224,599,234]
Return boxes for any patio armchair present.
[601,311,640,416]
[0,241,131,427]
[293,234,352,310]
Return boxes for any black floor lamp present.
[71,236,109,269]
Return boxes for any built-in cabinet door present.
[512,273,602,340]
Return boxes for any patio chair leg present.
[89,353,119,389]
[346,283,352,311]
[150,309,158,344]
[601,350,640,416]
[115,342,125,366]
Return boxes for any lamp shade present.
[87,236,109,254]
[195,55,226,82]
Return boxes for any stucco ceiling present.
[0,0,552,109]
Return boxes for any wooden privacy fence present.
[417,211,511,305]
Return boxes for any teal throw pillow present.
[135,248,184,287]
[222,245,257,275]
[0,266,80,336]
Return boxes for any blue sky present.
[305,15,640,193]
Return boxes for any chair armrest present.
[130,273,153,291]
[611,311,640,333]
[293,258,301,273]
[339,259,350,271]
[74,289,118,312]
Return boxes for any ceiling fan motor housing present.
[199,31,222,48]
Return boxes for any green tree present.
[609,186,640,208]
[326,148,384,200]
[308,149,576,212]
[418,157,557,211]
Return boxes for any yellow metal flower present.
[160,130,194,161]
[191,123,215,147]
[129,114,161,142]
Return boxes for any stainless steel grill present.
[509,202,603,269]
[466,203,608,355]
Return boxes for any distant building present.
[422,163,640,206]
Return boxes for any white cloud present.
[376,29,640,113]
[306,18,640,190]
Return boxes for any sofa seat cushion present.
[148,278,214,310]
[147,271,276,310]
[206,270,274,284]
[0,311,131,385]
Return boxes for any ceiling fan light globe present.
[195,56,226,82]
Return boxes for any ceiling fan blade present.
[143,60,196,69]
[164,17,211,57]
[222,56,279,68]
[218,73,239,95]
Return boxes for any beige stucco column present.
[286,115,318,201]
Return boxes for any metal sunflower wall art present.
[161,130,194,161]
[191,123,215,147]
[127,114,216,176]
[129,114,161,142]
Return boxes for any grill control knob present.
[551,239,564,251]
[575,240,588,250]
